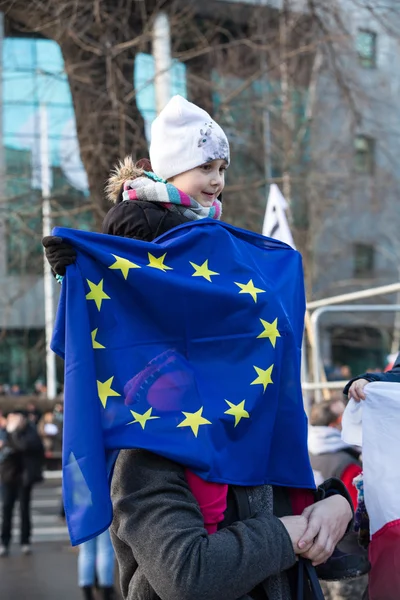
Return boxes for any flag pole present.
[153,12,172,115]
[40,104,57,400]
[262,184,330,405]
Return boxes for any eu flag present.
[51,219,315,545]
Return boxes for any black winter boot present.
[81,586,95,600]
[99,586,114,600]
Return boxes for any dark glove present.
[42,236,77,276]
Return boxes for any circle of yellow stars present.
[85,248,282,434]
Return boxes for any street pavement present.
[0,473,121,600]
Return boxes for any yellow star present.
[127,407,160,429]
[234,279,266,303]
[257,318,281,347]
[190,259,219,282]
[147,253,173,272]
[97,376,121,409]
[251,364,274,392]
[177,407,212,437]
[91,328,105,349]
[86,279,110,311]
[109,254,140,280]
[224,400,250,427]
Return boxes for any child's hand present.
[297,496,352,565]
[348,378,369,401]
[279,515,313,555]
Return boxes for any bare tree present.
[1,0,400,390]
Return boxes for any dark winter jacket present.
[101,156,191,241]
[111,449,353,600]
[102,200,190,241]
[0,423,44,486]
[343,352,400,395]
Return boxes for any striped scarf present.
[122,171,222,221]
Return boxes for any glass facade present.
[3,38,90,275]
[0,36,186,390]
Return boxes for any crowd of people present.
[0,379,50,398]
[0,408,45,557]
[0,401,118,599]
[0,401,63,554]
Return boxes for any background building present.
[0,23,186,390]
[1,1,399,391]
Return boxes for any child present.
[44,97,359,576]
[49,95,231,533]
[112,96,230,533]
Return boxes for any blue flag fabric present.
[51,219,315,546]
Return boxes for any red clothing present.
[341,463,362,509]
[185,469,228,534]
[186,469,318,533]
[289,488,315,515]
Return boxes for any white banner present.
[262,184,295,248]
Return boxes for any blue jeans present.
[78,529,115,587]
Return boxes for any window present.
[0,329,45,391]
[3,37,90,274]
[354,135,375,174]
[353,243,375,277]
[356,30,377,69]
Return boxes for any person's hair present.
[105,156,153,204]
[309,401,339,427]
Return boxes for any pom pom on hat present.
[149,95,230,181]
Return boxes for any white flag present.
[342,382,400,600]
[262,184,295,248]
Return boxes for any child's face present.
[169,159,227,207]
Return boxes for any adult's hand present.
[279,515,313,555]
[347,378,369,402]
[42,236,77,276]
[297,495,353,565]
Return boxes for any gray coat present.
[111,450,352,600]
[111,449,314,600]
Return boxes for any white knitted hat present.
[149,95,230,181]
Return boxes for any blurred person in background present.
[52,401,64,426]
[9,384,22,396]
[0,411,44,557]
[308,397,369,588]
[25,401,42,426]
[33,379,48,399]
[308,397,362,509]
[0,412,8,499]
[37,410,63,470]
[78,529,116,600]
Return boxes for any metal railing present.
[309,304,400,402]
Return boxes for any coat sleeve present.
[110,449,296,600]
[343,352,400,395]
